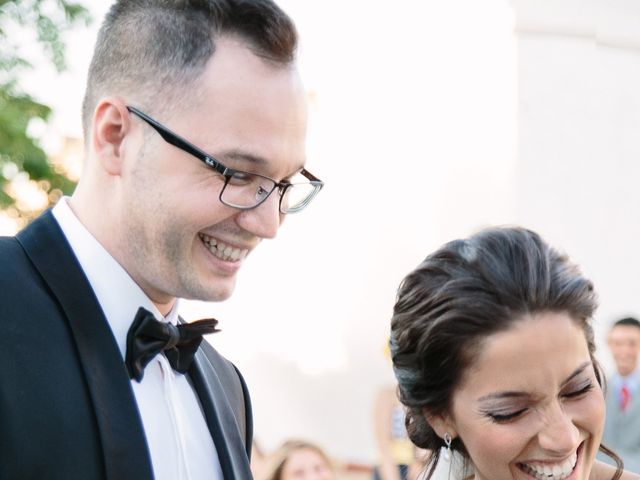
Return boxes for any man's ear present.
[91,98,131,176]
[423,408,458,440]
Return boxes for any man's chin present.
[194,278,238,303]
[173,268,240,302]
[205,288,235,302]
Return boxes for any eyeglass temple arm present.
[300,168,323,185]
[126,106,227,176]
[127,106,323,191]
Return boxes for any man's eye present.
[226,172,253,186]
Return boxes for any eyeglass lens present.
[221,171,319,213]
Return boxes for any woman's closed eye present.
[482,407,528,423]
[481,381,595,423]
[562,381,594,399]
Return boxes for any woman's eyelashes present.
[480,380,595,423]
[561,381,594,399]
[484,408,527,423]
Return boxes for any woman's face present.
[281,448,334,480]
[443,312,605,480]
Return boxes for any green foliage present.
[0,0,91,222]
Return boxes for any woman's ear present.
[423,408,458,440]
[91,98,131,176]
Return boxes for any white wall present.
[511,0,640,376]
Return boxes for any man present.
[0,1,322,479]
[601,317,640,473]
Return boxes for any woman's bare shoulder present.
[618,470,640,480]
[591,460,640,480]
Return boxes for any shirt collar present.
[52,198,179,359]
[612,366,640,393]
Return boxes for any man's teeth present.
[200,234,248,262]
[520,453,577,480]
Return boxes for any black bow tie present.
[125,307,220,382]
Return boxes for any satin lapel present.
[189,349,252,480]
[16,211,154,480]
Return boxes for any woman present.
[260,439,336,480]
[390,227,639,480]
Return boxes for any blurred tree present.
[0,0,90,226]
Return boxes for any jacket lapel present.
[17,211,154,480]
[189,350,252,479]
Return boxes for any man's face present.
[118,37,308,307]
[608,324,640,376]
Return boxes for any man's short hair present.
[612,317,640,329]
[82,0,298,139]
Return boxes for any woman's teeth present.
[520,453,577,480]
[200,234,248,262]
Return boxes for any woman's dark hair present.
[390,226,623,479]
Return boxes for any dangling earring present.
[442,432,453,462]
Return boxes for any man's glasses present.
[126,106,323,214]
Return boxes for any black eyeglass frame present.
[126,105,323,213]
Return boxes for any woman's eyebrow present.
[560,361,592,387]
[477,391,529,402]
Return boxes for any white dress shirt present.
[52,198,222,480]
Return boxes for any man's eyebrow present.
[217,150,268,167]
[476,361,593,403]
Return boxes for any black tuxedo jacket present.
[0,211,253,479]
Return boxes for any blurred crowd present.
[249,437,426,480]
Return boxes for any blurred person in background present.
[600,317,640,473]
[261,439,336,480]
[373,343,427,480]
[390,226,638,480]
[0,0,323,479]
[252,439,270,479]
